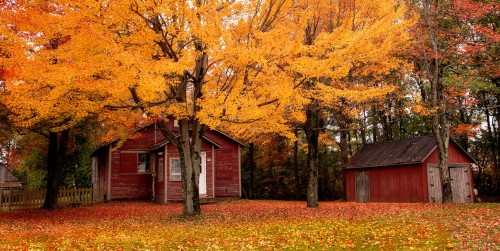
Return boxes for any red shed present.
[91,121,243,203]
[344,136,476,203]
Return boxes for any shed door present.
[355,171,369,202]
[427,165,442,203]
[450,164,472,203]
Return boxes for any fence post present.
[8,187,12,211]
[0,188,3,210]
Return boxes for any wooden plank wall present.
[205,131,241,198]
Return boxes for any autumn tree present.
[101,0,305,215]
[0,0,117,208]
[276,0,414,207]
[409,0,499,202]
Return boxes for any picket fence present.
[0,187,104,211]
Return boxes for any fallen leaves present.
[0,200,498,250]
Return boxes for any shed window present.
[137,154,150,173]
[170,158,181,181]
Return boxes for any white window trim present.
[137,153,150,173]
[170,157,181,181]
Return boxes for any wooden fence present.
[0,187,104,211]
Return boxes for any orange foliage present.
[0,201,498,250]
[0,0,120,133]
[452,123,480,138]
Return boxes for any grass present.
[0,200,498,250]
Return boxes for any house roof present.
[345,136,475,169]
[0,165,20,183]
[149,134,222,151]
[92,124,244,156]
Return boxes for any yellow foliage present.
[0,0,122,133]
[0,0,415,142]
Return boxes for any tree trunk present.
[360,110,367,145]
[339,124,348,201]
[493,77,500,170]
[248,143,255,199]
[304,101,321,208]
[178,119,201,215]
[484,106,498,171]
[153,52,207,215]
[42,130,70,209]
[293,130,301,200]
[421,0,452,203]
[371,105,379,142]
[430,65,453,203]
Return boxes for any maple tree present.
[101,0,304,215]
[0,0,117,208]
[273,0,414,207]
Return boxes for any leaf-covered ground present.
[0,200,498,250]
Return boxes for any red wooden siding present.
[120,128,165,151]
[108,126,162,200]
[110,151,153,200]
[205,130,241,198]
[423,141,472,164]
[368,164,426,202]
[345,170,356,202]
[345,165,426,203]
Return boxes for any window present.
[137,154,150,173]
[170,158,181,181]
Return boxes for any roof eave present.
[343,161,423,169]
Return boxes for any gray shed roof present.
[346,136,446,169]
[0,165,20,182]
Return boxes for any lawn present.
[0,200,498,250]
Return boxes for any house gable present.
[0,165,22,188]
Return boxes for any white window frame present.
[137,153,150,173]
[170,157,181,181]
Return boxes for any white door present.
[450,164,472,203]
[427,165,442,203]
[199,152,207,195]
[355,171,370,202]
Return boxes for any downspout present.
[238,144,242,198]
[164,144,168,203]
[107,146,112,201]
[152,123,157,201]
[212,145,215,198]
[152,154,156,201]
[151,122,156,201]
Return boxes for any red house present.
[91,121,243,203]
[344,136,476,203]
